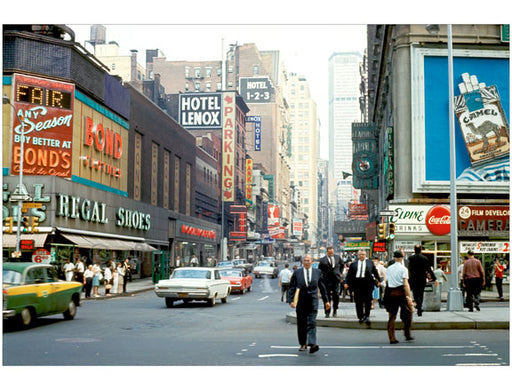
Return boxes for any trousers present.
[296,307,317,346]
[385,286,413,342]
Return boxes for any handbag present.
[105,283,112,289]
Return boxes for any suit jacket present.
[408,253,436,286]
[318,254,343,284]
[346,259,380,292]
[287,267,328,311]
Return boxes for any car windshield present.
[257,262,270,267]
[172,269,211,279]
[3,269,22,285]
[218,261,233,267]
[220,270,242,277]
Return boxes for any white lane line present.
[259,354,298,358]
[231,297,241,301]
[443,353,498,357]
[271,345,475,350]
[456,363,503,366]
[258,296,269,301]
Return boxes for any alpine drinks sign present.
[179,93,222,129]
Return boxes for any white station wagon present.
[155,267,231,307]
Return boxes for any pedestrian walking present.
[462,251,485,312]
[112,265,119,294]
[83,264,94,298]
[63,259,75,282]
[384,250,414,344]
[117,262,124,294]
[318,246,343,317]
[408,245,437,316]
[287,254,330,354]
[278,263,293,302]
[75,257,85,287]
[494,258,505,300]
[344,249,381,325]
[104,262,113,296]
[434,264,448,289]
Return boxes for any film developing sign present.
[454,73,509,166]
[239,77,274,103]
[179,93,222,129]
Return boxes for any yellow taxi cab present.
[3,262,82,327]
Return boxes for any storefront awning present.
[2,233,48,248]
[61,234,156,252]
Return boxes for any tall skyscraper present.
[287,73,319,245]
[328,52,363,220]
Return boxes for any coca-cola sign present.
[425,205,451,235]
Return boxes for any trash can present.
[422,281,441,311]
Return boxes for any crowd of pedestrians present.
[60,257,133,298]
[287,246,506,350]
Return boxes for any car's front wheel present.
[221,294,228,303]
[208,296,216,306]
[19,307,34,328]
[63,299,77,320]
[165,298,175,308]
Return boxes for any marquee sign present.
[11,74,75,178]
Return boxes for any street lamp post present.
[426,25,464,311]
[3,94,30,257]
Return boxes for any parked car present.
[217,261,235,269]
[219,268,253,294]
[233,259,253,273]
[3,262,82,328]
[154,267,231,307]
[253,259,278,278]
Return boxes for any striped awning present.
[2,233,48,248]
[61,234,156,251]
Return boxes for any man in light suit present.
[344,249,381,325]
[288,254,330,354]
[318,246,343,317]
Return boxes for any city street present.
[3,275,509,367]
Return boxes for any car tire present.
[165,298,175,308]
[241,286,246,294]
[221,295,228,303]
[63,299,77,320]
[208,297,216,307]
[247,285,252,292]
[19,307,34,328]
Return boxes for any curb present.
[285,312,510,330]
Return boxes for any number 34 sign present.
[32,248,51,263]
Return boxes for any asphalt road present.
[3,275,509,368]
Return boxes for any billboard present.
[222,92,236,201]
[10,74,75,178]
[179,93,222,129]
[411,48,509,193]
[239,77,274,103]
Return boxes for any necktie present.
[306,269,310,285]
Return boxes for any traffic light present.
[31,216,39,233]
[21,216,30,233]
[4,217,14,234]
[388,223,396,240]
[378,223,387,240]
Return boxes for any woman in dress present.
[116,262,124,294]
[112,265,119,295]
[92,263,102,297]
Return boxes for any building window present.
[185,83,189,91]
[253,65,259,75]
[111,63,116,70]
[205,82,211,91]
[206,67,212,77]
[186,163,192,216]
[185,67,190,77]
[151,142,159,206]
[194,67,201,77]
[194,82,200,91]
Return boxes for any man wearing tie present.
[319,246,343,317]
[288,254,330,353]
[344,249,381,325]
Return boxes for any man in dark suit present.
[408,245,437,316]
[288,254,330,354]
[344,249,380,325]
[318,246,343,317]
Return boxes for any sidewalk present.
[83,278,509,330]
[287,289,510,330]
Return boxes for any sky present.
[69,23,367,160]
